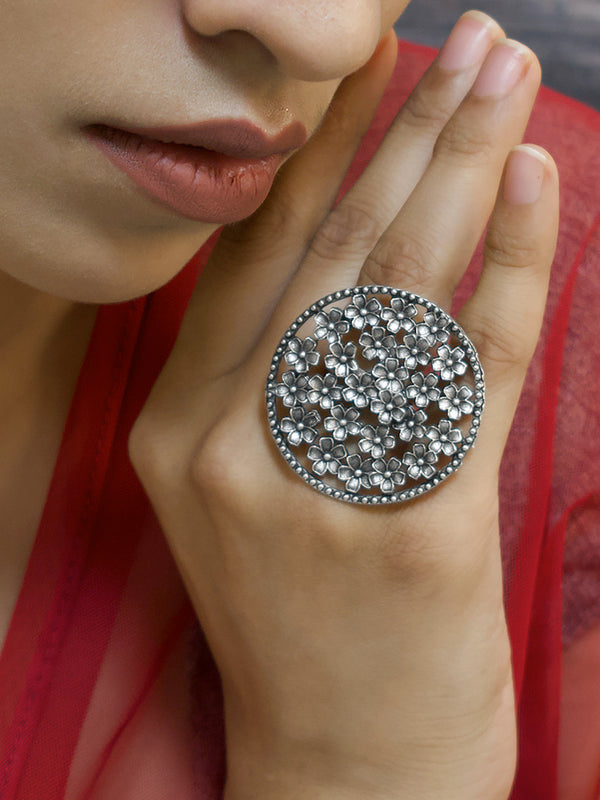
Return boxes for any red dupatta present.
[0,40,599,800]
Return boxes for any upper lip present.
[97,118,308,159]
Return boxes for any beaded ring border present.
[265,285,485,505]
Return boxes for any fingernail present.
[503,145,547,205]
[471,39,533,97]
[438,11,501,72]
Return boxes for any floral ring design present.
[265,286,485,505]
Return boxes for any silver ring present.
[266,285,485,505]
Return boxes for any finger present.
[193,11,505,376]
[217,29,398,263]
[255,36,540,371]
[356,39,541,307]
[297,11,505,282]
[186,31,399,376]
[455,144,559,476]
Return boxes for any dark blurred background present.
[394,0,600,110]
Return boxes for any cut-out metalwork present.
[266,286,485,504]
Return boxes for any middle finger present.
[197,12,505,378]
[262,36,540,358]
[358,38,539,307]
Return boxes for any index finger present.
[182,31,399,378]
[194,12,507,378]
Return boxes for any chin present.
[7,224,216,305]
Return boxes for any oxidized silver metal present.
[266,286,485,505]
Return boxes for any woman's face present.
[0,0,410,303]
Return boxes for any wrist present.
[223,759,399,800]
[222,707,403,800]
[222,684,516,800]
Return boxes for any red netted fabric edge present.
[510,213,600,799]
[0,299,147,797]
[0,250,206,799]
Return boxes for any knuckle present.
[434,117,496,167]
[128,415,187,494]
[310,202,381,261]
[189,420,247,503]
[128,417,156,483]
[484,228,541,271]
[361,233,440,291]
[467,315,532,373]
[400,84,454,135]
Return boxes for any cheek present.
[0,184,218,304]
[382,0,412,29]
[293,78,344,139]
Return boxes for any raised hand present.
[129,13,559,800]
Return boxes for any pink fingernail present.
[438,11,500,72]
[503,145,547,205]
[471,39,532,97]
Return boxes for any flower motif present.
[284,336,320,373]
[358,326,397,361]
[280,407,321,446]
[324,404,362,442]
[342,372,378,408]
[358,425,395,458]
[415,310,450,346]
[313,307,350,344]
[344,294,383,330]
[381,297,417,334]
[307,373,342,410]
[396,406,428,441]
[324,341,359,378]
[370,457,406,493]
[307,437,347,476]
[369,390,407,426]
[426,419,463,456]
[396,333,432,369]
[338,454,374,493]
[438,383,474,420]
[372,357,408,394]
[405,372,440,407]
[275,371,309,407]
[432,344,468,381]
[402,443,439,480]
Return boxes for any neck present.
[0,270,98,648]
[0,270,97,414]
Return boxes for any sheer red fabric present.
[0,40,599,800]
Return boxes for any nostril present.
[181,0,381,82]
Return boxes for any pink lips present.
[83,119,307,224]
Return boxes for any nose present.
[181,0,382,82]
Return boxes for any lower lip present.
[83,125,285,224]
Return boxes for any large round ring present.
[266,286,485,505]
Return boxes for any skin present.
[0,1,560,798]
[0,0,406,645]
[0,0,406,303]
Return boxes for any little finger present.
[456,144,559,470]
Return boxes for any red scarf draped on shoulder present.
[0,39,599,800]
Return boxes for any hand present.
[129,14,559,800]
